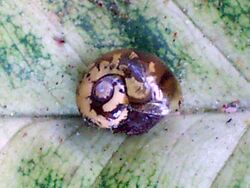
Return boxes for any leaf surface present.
[0,0,249,187]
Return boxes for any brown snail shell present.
[76,49,182,135]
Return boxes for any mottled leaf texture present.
[0,0,249,187]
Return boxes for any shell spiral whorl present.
[77,49,182,135]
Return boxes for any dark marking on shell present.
[110,64,116,70]
[119,89,125,93]
[107,104,127,119]
[119,58,145,82]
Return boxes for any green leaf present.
[212,128,250,188]
[0,0,249,187]
[174,0,250,81]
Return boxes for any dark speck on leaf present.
[53,35,65,45]
[124,0,131,5]
[178,100,182,106]
[109,2,119,15]
[97,0,104,7]
[226,118,232,124]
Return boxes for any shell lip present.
[111,109,163,135]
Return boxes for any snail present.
[76,49,182,135]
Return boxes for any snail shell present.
[77,49,182,135]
